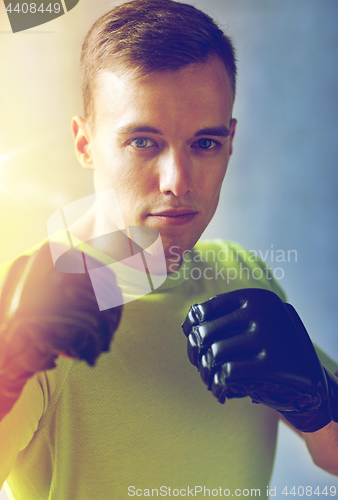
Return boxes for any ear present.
[228,118,237,157]
[72,116,94,170]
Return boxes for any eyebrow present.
[115,124,230,137]
[194,126,230,138]
[116,125,163,135]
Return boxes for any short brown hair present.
[80,0,237,123]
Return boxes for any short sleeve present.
[0,373,45,488]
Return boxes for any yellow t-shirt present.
[0,239,337,500]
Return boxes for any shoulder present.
[0,238,49,282]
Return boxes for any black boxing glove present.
[0,242,123,421]
[182,288,338,432]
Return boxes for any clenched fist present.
[0,243,122,421]
[182,288,338,432]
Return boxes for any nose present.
[158,149,192,197]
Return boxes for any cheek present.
[91,141,128,187]
[196,169,226,223]
[198,166,226,200]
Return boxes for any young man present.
[0,1,337,498]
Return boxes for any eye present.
[129,137,156,148]
[192,138,220,150]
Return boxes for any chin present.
[163,239,197,262]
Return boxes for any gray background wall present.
[0,0,337,497]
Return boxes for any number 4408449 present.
[282,486,336,496]
[5,3,61,14]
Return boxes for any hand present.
[182,288,338,432]
[0,243,122,420]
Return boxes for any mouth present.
[148,208,198,226]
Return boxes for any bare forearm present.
[280,414,338,475]
[302,421,338,475]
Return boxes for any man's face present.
[73,57,236,266]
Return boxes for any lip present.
[151,208,197,216]
[148,208,198,226]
